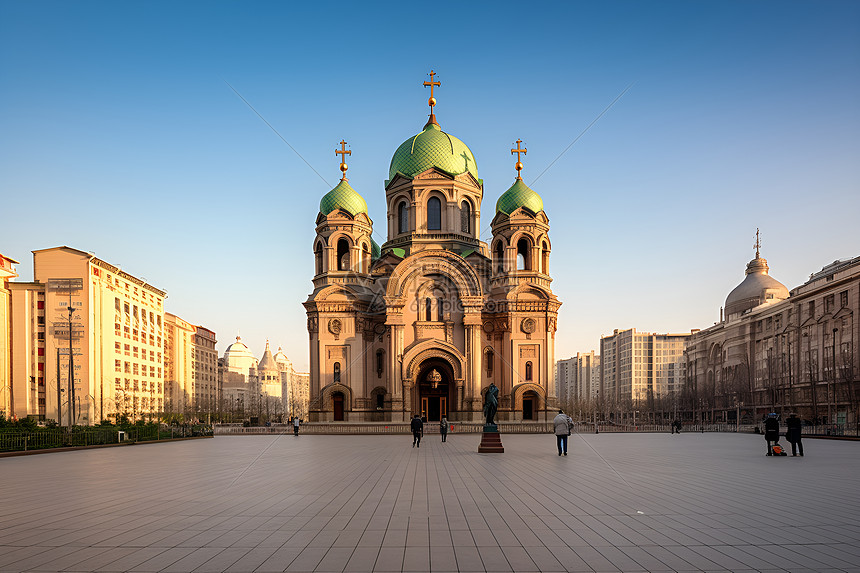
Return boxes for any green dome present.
[388,122,479,181]
[319,179,368,217]
[495,178,544,215]
[370,237,381,260]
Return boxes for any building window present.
[337,239,350,271]
[517,238,530,270]
[460,200,471,233]
[808,300,815,319]
[425,298,433,321]
[841,290,849,308]
[525,361,533,381]
[398,201,409,234]
[541,241,549,274]
[825,294,835,314]
[333,362,341,383]
[362,243,370,274]
[315,242,323,275]
[427,197,441,230]
[485,349,494,377]
[494,241,504,274]
[376,349,384,378]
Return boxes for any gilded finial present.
[754,228,761,258]
[335,139,351,181]
[423,70,441,125]
[511,139,527,180]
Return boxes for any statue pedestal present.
[478,425,504,453]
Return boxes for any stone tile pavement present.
[1,431,859,572]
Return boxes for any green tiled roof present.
[370,237,381,260]
[495,178,543,215]
[319,179,368,217]
[389,123,478,181]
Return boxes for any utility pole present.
[56,347,62,426]
[68,288,75,426]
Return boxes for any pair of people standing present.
[411,415,450,446]
[553,410,573,456]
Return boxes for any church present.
[304,73,561,423]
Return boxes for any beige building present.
[305,77,561,423]
[8,246,166,424]
[556,351,600,403]
[164,313,195,415]
[1,253,18,419]
[685,246,860,426]
[601,328,691,408]
[192,326,218,417]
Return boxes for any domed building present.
[683,231,860,425]
[305,74,561,423]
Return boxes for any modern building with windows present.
[600,328,691,408]
[556,351,600,404]
[8,246,166,423]
[305,75,561,423]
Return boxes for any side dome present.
[224,336,258,373]
[496,178,544,215]
[389,122,479,181]
[319,179,368,217]
[725,255,789,318]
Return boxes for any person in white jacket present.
[553,410,573,456]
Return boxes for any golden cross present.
[335,139,351,180]
[423,70,441,113]
[754,228,761,258]
[511,139,527,179]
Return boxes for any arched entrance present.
[332,392,345,421]
[416,360,453,421]
[522,390,538,420]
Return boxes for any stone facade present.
[305,93,560,423]
[685,253,860,426]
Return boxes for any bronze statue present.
[483,382,499,425]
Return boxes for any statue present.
[483,382,499,425]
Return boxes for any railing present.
[0,425,213,453]
[212,421,860,437]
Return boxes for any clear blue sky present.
[2,0,858,369]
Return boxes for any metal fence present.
[0,425,214,453]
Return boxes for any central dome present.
[389,122,479,181]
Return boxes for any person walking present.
[411,414,424,448]
[553,409,572,456]
[293,416,300,436]
[764,413,780,456]
[440,417,448,442]
[786,412,804,456]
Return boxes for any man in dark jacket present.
[764,413,780,456]
[786,413,804,456]
[411,414,424,448]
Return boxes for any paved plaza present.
[1,432,859,573]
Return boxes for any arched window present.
[425,298,432,321]
[427,197,441,230]
[333,362,341,383]
[485,349,494,377]
[460,200,471,233]
[314,242,323,275]
[437,296,445,321]
[517,238,530,270]
[525,361,533,381]
[541,240,549,274]
[376,350,384,378]
[398,201,409,234]
[337,239,350,271]
[494,241,504,274]
[362,243,370,273]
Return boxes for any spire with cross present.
[423,70,441,125]
[754,228,761,258]
[511,139,527,180]
[335,140,351,181]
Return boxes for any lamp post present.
[67,299,75,426]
